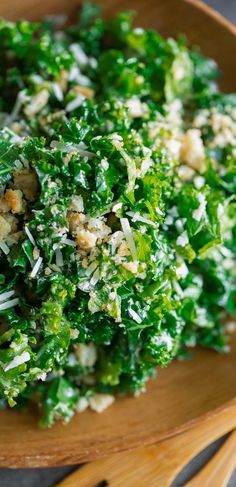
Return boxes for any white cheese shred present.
[128,307,142,324]
[126,211,157,227]
[0,240,10,255]
[24,226,36,245]
[120,217,138,261]
[0,298,19,310]
[30,256,43,278]
[90,268,100,286]
[66,95,85,112]
[52,82,64,102]
[61,236,77,247]
[0,290,15,302]
[4,351,31,372]
[55,249,64,267]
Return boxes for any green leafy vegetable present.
[0,2,235,427]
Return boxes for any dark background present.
[1,1,236,486]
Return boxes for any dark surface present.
[0,1,236,486]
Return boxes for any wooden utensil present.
[0,0,236,469]
[55,403,236,487]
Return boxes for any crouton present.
[14,169,39,202]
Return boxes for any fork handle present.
[56,401,236,487]
[185,428,236,487]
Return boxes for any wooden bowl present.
[0,0,236,468]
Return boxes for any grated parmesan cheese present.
[24,226,36,245]
[4,351,30,372]
[0,298,19,310]
[192,193,207,221]
[181,129,206,173]
[154,331,173,351]
[30,256,43,278]
[120,218,138,261]
[75,342,97,367]
[0,240,10,255]
[176,231,189,247]
[128,307,142,324]
[0,290,15,302]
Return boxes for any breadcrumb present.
[24,89,49,117]
[73,85,95,98]
[4,189,25,214]
[14,169,39,202]
[67,211,86,233]
[0,215,11,239]
[0,197,10,213]
[74,343,97,367]
[76,229,97,250]
[181,129,206,173]
[4,213,18,233]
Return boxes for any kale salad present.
[0,3,235,427]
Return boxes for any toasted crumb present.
[57,69,68,92]
[73,86,95,98]
[76,229,97,250]
[14,169,39,202]
[75,397,89,413]
[24,89,49,118]
[176,165,195,181]
[33,247,40,260]
[117,241,130,257]
[0,197,10,213]
[67,211,86,233]
[44,267,52,276]
[4,189,25,214]
[122,261,138,273]
[10,231,22,242]
[181,129,206,173]
[4,213,18,233]
[0,215,11,239]
[74,342,97,367]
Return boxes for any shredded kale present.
[0,2,235,426]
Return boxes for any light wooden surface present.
[1,333,236,467]
[55,402,236,487]
[185,429,236,487]
[0,0,235,469]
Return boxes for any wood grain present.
[1,333,236,468]
[185,429,236,487]
[0,0,235,468]
[55,401,236,487]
